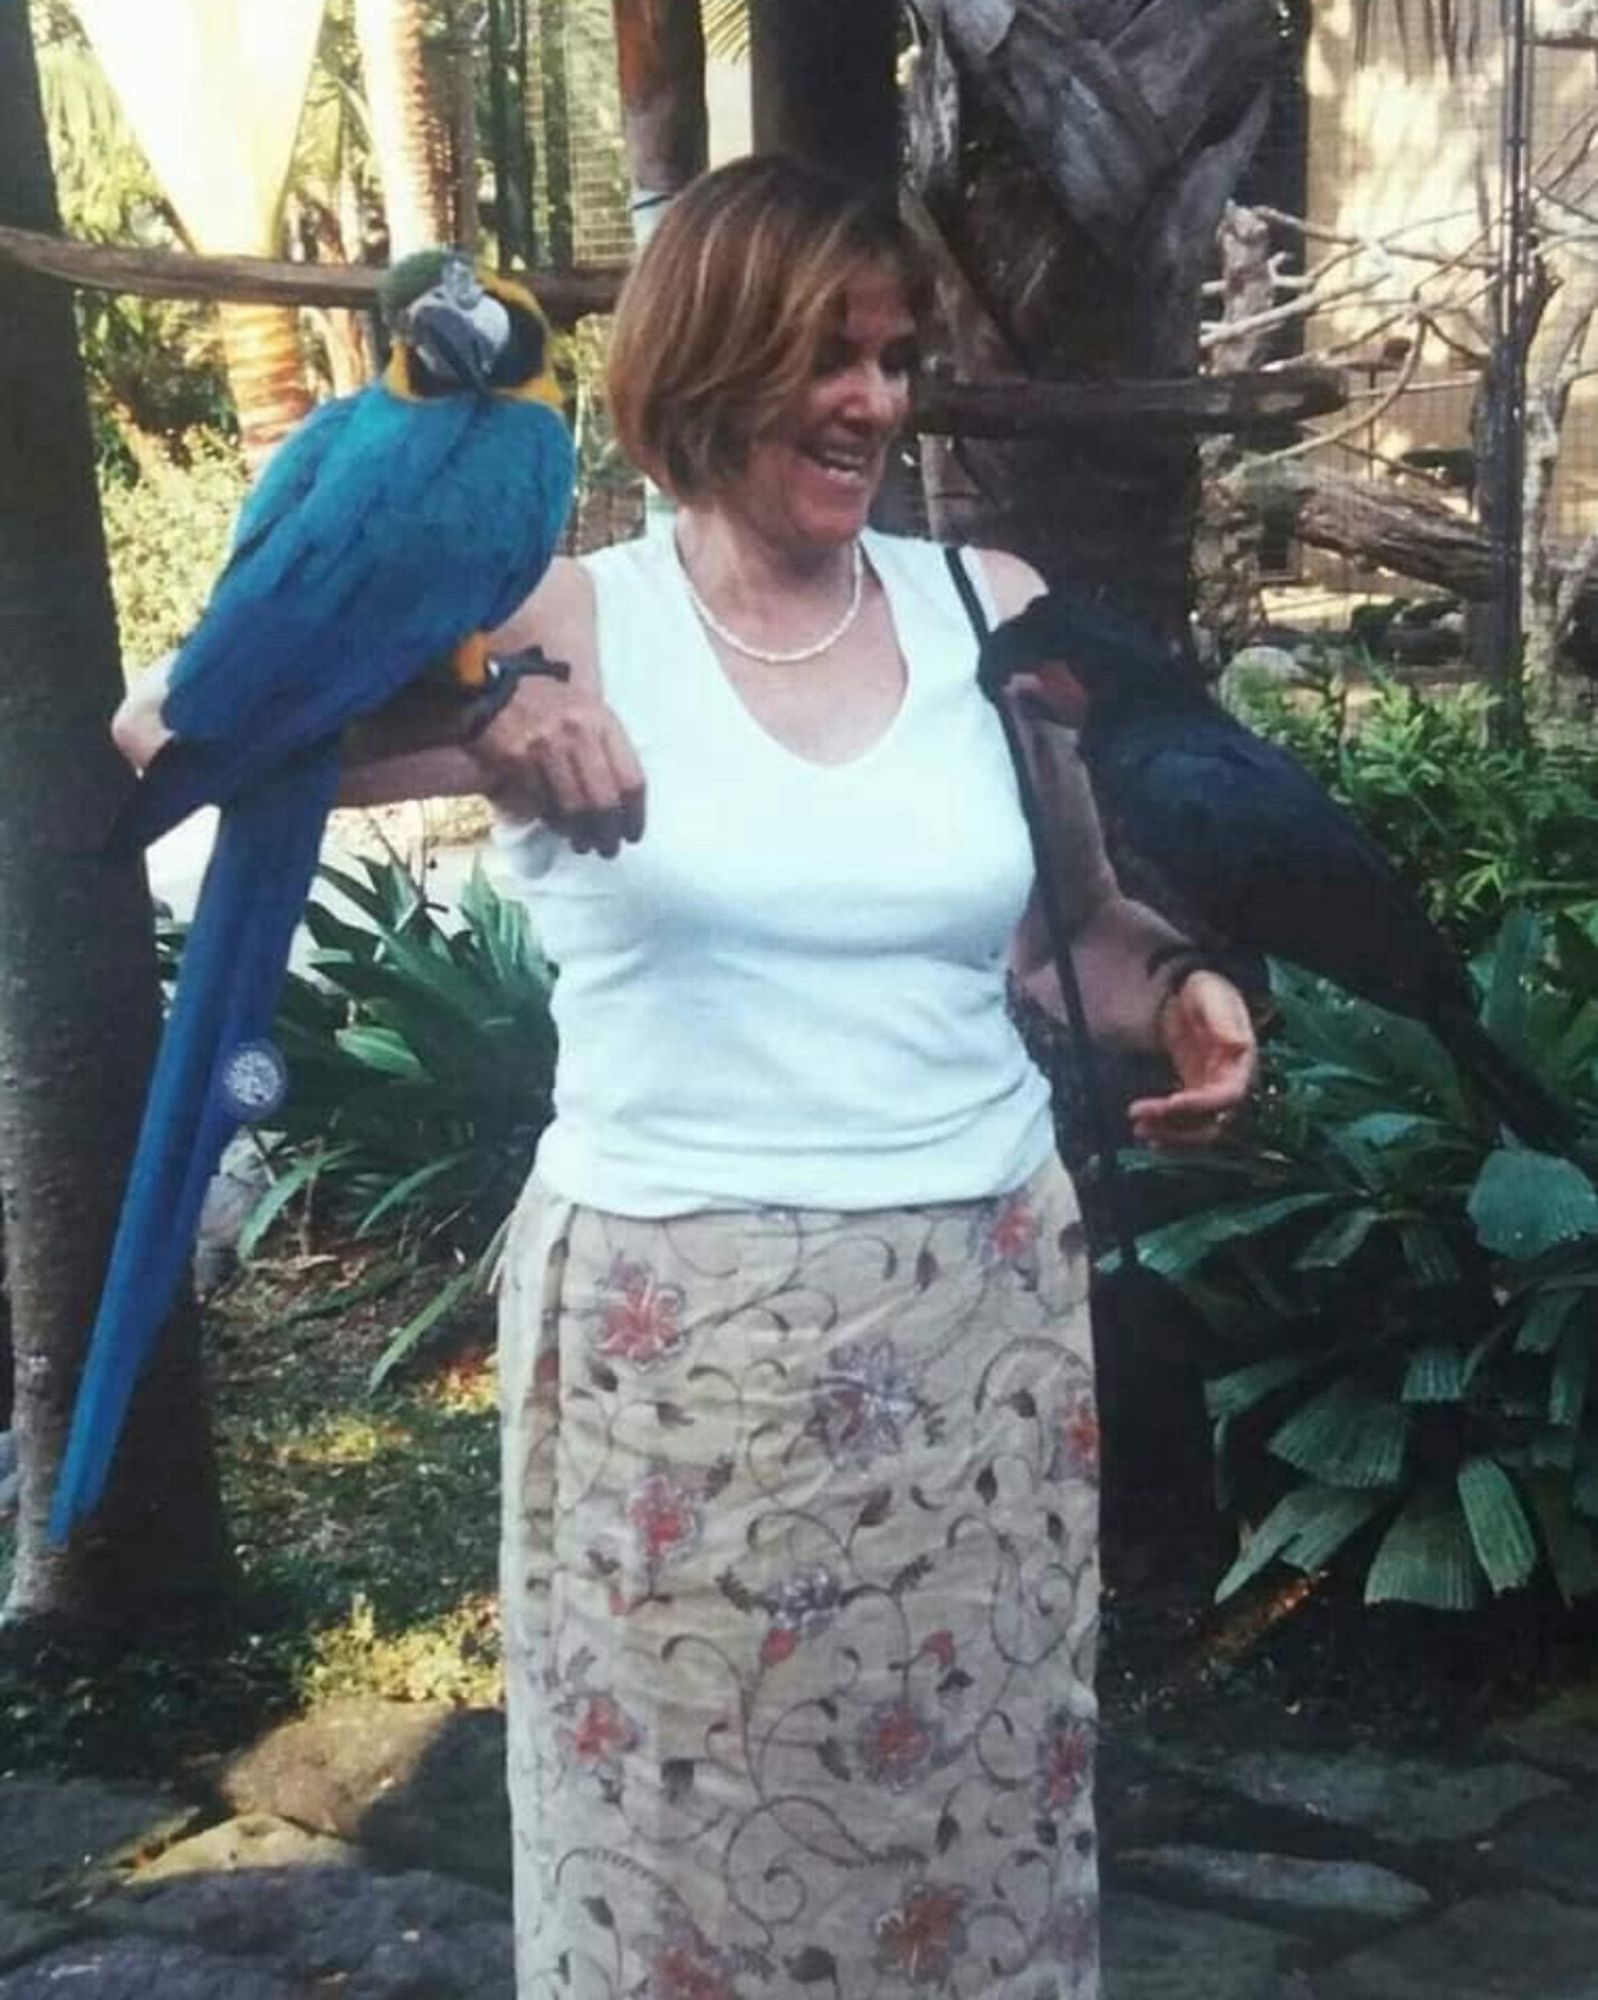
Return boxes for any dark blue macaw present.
[51,251,574,1537]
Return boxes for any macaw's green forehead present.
[379,250,463,322]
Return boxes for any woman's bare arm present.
[111,559,646,852]
[978,547,1256,1142]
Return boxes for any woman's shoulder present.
[869,531,1044,622]
[971,545,1045,620]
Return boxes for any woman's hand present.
[111,655,177,772]
[469,675,646,858]
[1128,969,1257,1148]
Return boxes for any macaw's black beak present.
[405,297,502,392]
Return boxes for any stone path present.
[3,1688,1598,1996]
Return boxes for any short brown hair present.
[607,155,930,503]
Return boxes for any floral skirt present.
[496,1156,1100,2000]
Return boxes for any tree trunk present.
[907,0,1277,639]
[0,0,228,1629]
[749,0,900,191]
[217,301,313,470]
[354,0,455,257]
[611,0,708,245]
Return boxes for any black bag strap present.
[944,544,1141,1275]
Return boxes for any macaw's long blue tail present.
[50,741,342,1539]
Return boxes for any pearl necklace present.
[677,539,864,665]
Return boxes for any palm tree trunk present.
[611,0,707,243]
[749,0,899,191]
[354,0,455,256]
[0,0,228,1629]
[908,0,1277,638]
[218,302,313,469]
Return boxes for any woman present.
[474,159,1252,2000]
[119,156,1254,1999]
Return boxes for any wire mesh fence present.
[1218,0,1598,698]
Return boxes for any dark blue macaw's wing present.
[1086,711,1464,1019]
[124,388,574,843]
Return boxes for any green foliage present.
[249,855,558,1381]
[101,437,247,665]
[1127,917,1598,1613]
[0,1254,504,1780]
[31,0,231,460]
[1235,668,1598,951]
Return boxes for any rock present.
[1113,1846,1431,1942]
[110,1859,512,1999]
[219,1700,510,1888]
[1478,1789,1598,1903]
[0,1935,300,2000]
[193,1134,272,1294]
[0,1435,15,1521]
[1103,1888,1294,1999]
[0,1903,77,1975]
[1311,1888,1598,1998]
[1491,1684,1598,1781]
[1154,1744,1565,1846]
[133,1814,361,1881]
[0,1777,198,1904]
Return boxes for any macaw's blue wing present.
[51,741,341,1537]
[114,389,574,850]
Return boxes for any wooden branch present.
[912,365,1346,438]
[0,223,628,324]
[1233,458,1598,620]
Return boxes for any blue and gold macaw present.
[51,252,574,1537]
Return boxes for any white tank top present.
[493,525,1056,1216]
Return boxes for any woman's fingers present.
[473,683,647,857]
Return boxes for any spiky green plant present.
[1118,914,1598,1611]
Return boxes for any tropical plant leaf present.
[1295,1206,1382,1272]
[1524,1472,1598,1604]
[355,1151,474,1238]
[1205,1350,1326,1422]
[368,1265,482,1392]
[1396,1222,1460,1288]
[1548,1325,1594,1429]
[239,1144,357,1260]
[1108,1193,1337,1280]
[1270,1378,1410,1489]
[1457,1457,1538,1595]
[1341,1111,1443,1149]
[1469,1149,1598,1260]
[334,1025,428,1079]
[1483,909,1539,1047]
[1401,1343,1466,1404]
[1216,1483,1387,1600]
[700,0,749,58]
[1365,1488,1482,1609]
[1514,1286,1585,1354]
[1525,1425,1580,1472]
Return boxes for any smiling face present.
[715,267,919,557]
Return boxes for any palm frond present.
[701,0,748,61]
